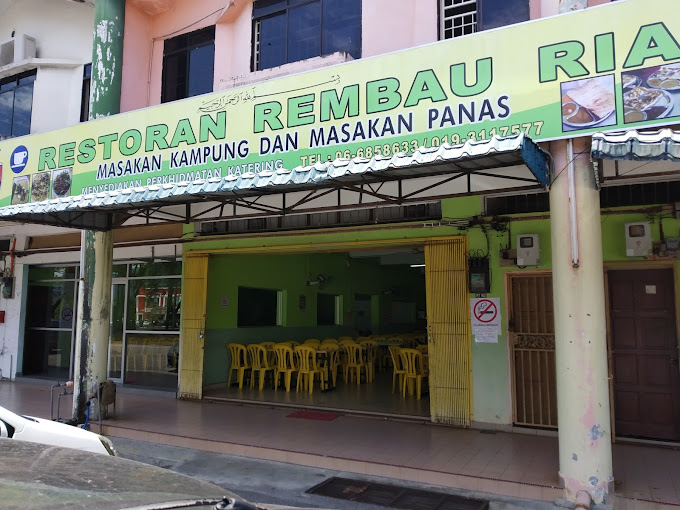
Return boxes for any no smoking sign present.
[473,299,497,323]
[470,297,501,343]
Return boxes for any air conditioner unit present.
[516,234,540,266]
[625,222,652,257]
[0,34,37,67]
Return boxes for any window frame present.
[438,0,530,40]
[161,25,216,104]
[0,69,37,138]
[80,63,91,122]
[438,0,478,41]
[252,0,362,72]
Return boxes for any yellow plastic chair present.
[399,348,428,399]
[303,338,321,347]
[337,339,355,374]
[321,337,338,344]
[226,343,251,389]
[294,345,325,394]
[388,345,406,394]
[343,342,367,385]
[416,344,428,354]
[288,340,301,347]
[338,338,355,348]
[318,343,340,387]
[259,341,276,366]
[273,343,298,392]
[359,339,378,382]
[247,344,274,390]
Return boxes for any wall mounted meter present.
[516,234,540,266]
[624,222,651,257]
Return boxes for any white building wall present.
[0,0,95,378]
[0,0,94,132]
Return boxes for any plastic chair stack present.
[273,343,298,392]
[226,343,251,389]
[388,345,406,394]
[294,344,325,394]
[399,348,428,400]
[318,342,340,387]
[359,339,378,382]
[343,342,367,385]
[247,344,274,390]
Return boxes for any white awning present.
[0,133,550,230]
[591,129,680,162]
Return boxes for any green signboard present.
[0,0,678,207]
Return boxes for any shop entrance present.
[188,236,472,423]
[199,246,430,417]
[608,268,680,441]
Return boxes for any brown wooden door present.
[609,269,680,441]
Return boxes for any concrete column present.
[550,138,613,504]
[72,231,114,422]
[90,0,126,120]
[72,0,124,423]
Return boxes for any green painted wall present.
[202,252,426,385]
[448,196,680,425]
[186,196,680,425]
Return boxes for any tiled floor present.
[2,379,680,509]
[203,371,431,417]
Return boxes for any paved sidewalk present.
[2,380,679,509]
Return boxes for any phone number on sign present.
[299,121,545,165]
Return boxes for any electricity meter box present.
[625,222,652,257]
[516,234,540,266]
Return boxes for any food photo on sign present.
[52,167,72,198]
[560,75,617,132]
[31,171,50,202]
[11,175,29,205]
[621,62,680,124]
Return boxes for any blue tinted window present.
[254,0,361,71]
[478,0,529,30]
[162,26,215,103]
[0,90,13,136]
[188,43,214,97]
[12,84,33,136]
[288,2,321,63]
[0,70,35,137]
[322,0,361,59]
[259,13,287,70]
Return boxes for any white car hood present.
[0,405,113,455]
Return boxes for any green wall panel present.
[189,195,680,424]
[202,251,426,386]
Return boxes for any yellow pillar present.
[179,253,209,399]
[550,138,613,504]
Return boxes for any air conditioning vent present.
[0,34,37,67]
[197,202,442,236]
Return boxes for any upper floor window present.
[0,70,36,139]
[253,0,361,71]
[80,63,91,122]
[161,26,215,104]
[439,0,529,40]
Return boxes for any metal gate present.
[508,273,557,428]
[425,237,472,426]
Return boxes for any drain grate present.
[307,477,489,510]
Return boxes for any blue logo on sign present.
[10,145,29,174]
